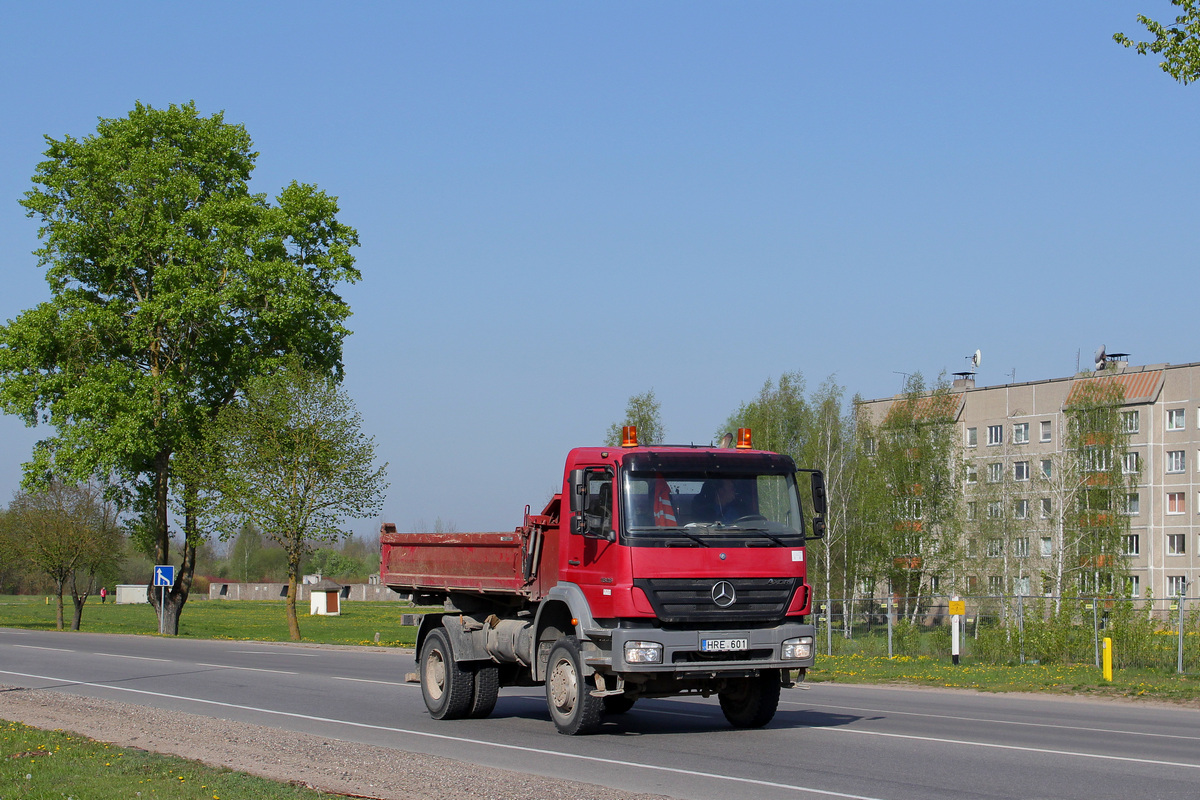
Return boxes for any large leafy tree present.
[0,102,360,633]
[201,361,387,641]
[605,389,665,446]
[1115,0,1200,84]
[2,482,122,630]
[860,374,962,620]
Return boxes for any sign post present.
[153,565,175,635]
[949,596,965,665]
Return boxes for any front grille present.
[634,577,797,624]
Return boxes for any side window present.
[581,470,614,537]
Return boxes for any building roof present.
[1063,369,1164,407]
[881,392,964,426]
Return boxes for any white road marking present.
[331,676,416,687]
[228,650,318,657]
[196,663,298,675]
[97,653,170,663]
[12,645,73,653]
[814,725,1200,770]
[786,698,1200,742]
[0,667,888,800]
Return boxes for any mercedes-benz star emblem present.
[711,581,736,608]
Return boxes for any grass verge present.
[808,653,1200,703]
[0,719,339,800]
[0,595,422,647]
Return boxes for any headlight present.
[624,640,663,664]
[782,636,813,660]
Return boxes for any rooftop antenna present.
[954,349,981,384]
[893,371,911,392]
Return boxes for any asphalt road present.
[2,626,1198,800]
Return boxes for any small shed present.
[309,579,343,616]
[115,584,149,604]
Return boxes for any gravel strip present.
[0,685,673,800]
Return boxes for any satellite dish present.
[972,349,982,369]
[1094,344,1106,371]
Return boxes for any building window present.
[965,464,978,484]
[1040,420,1052,442]
[987,502,1002,519]
[1124,493,1140,516]
[1013,422,1029,444]
[1040,536,1052,557]
[986,538,1003,557]
[1014,537,1029,557]
[988,576,1004,595]
[1126,575,1141,598]
[1040,498,1052,519]
[1014,499,1029,520]
[1121,410,1139,434]
[1014,461,1030,481]
[1122,452,1139,475]
[965,539,976,558]
[1168,575,1187,596]
[966,575,978,594]
[966,502,977,521]
[987,463,1002,483]
[1167,492,1186,515]
[1167,450,1186,473]
[1013,576,1030,596]
[1040,459,1052,479]
[1167,533,1186,556]
[1124,534,1140,556]
[862,437,876,455]
[1167,408,1185,431]
[987,425,1003,446]
[965,427,977,447]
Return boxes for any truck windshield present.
[621,461,806,547]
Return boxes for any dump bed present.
[379,524,538,599]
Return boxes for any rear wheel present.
[545,637,604,735]
[718,670,781,729]
[468,663,500,719]
[419,628,474,720]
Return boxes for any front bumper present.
[593,622,817,674]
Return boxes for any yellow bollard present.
[1102,637,1113,682]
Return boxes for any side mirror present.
[810,472,828,516]
[568,469,586,514]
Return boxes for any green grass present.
[808,652,1200,702]
[0,719,338,799]
[0,595,422,647]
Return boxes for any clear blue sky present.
[1,2,1196,533]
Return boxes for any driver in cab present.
[697,478,750,524]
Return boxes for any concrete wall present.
[208,582,402,601]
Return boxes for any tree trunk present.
[286,571,301,641]
[54,590,65,631]
[71,594,85,630]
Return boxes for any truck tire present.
[420,627,475,720]
[718,670,781,729]
[545,637,604,735]
[468,664,500,719]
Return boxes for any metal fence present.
[814,594,1198,673]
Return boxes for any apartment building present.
[859,360,1200,599]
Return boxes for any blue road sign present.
[153,565,175,587]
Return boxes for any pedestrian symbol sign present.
[154,565,175,587]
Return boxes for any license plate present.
[700,637,749,653]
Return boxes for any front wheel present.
[419,627,475,720]
[545,637,604,735]
[718,670,781,729]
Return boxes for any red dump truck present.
[380,427,825,735]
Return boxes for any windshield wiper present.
[722,523,788,546]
